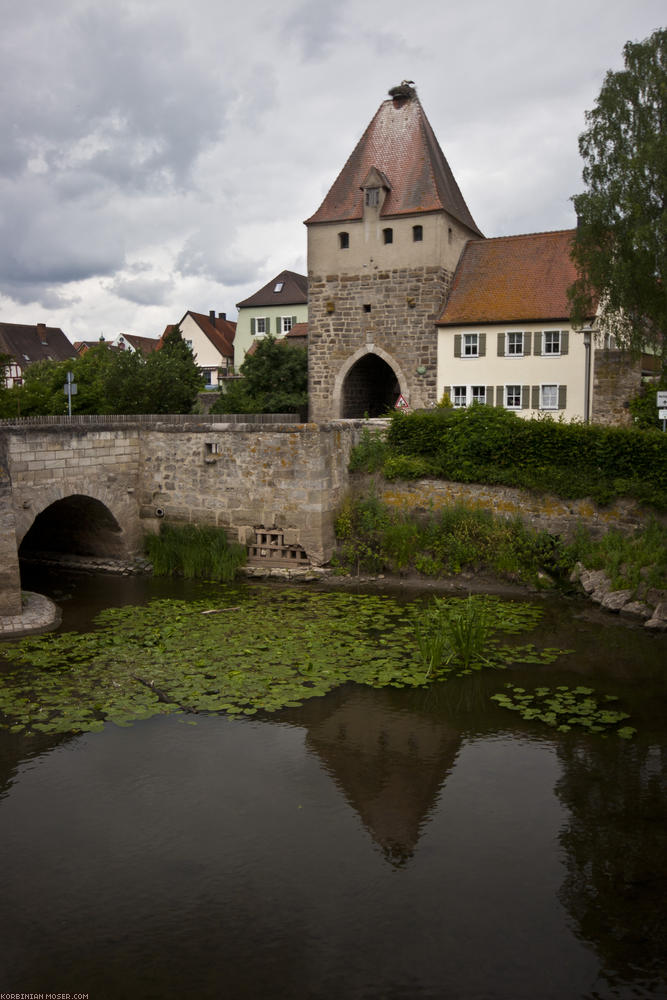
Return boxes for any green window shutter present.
[486,386,494,405]
[521,385,530,409]
[497,333,505,356]
[531,385,540,409]
[251,318,256,335]
[444,386,452,404]
[534,332,542,355]
[266,317,271,334]
[479,333,486,357]
[558,385,567,409]
[292,315,297,326]
[496,385,504,407]
[523,333,531,356]
[561,331,569,355]
[454,335,461,358]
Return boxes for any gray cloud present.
[0,0,663,337]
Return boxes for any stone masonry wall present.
[0,437,22,616]
[591,349,642,427]
[138,421,364,564]
[357,475,666,541]
[308,265,452,421]
[7,426,143,552]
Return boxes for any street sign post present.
[63,371,77,417]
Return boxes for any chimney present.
[209,310,216,324]
[219,312,226,321]
[37,322,48,345]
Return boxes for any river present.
[0,569,665,1000]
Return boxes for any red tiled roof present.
[158,314,236,359]
[236,271,308,309]
[305,90,482,236]
[286,322,308,339]
[117,333,160,354]
[187,312,236,359]
[438,230,594,325]
[0,322,77,364]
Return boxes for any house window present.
[185,339,193,350]
[471,386,486,405]
[280,317,293,334]
[540,384,559,409]
[453,386,467,408]
[412,225,423,242]
[273,281,284,292]
[338,231,349,249]
[203,368,214,387]
[544,330,561,355]
[383,228,393,244]
[505,385,521,409]
[507,332,524,356]
[463,333,479,357]
[365,188,379,207]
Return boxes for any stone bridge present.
[0,415,365,616]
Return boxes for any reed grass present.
[145,523,246,582]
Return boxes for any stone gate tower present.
[305,82,483,421]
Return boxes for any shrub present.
[146,524,246,582]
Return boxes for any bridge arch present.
[18,493,126,561]
[333,345,408,418]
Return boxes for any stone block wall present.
[591,349,642,427]
[7,425,143,552]
[138,421,364,564]
[0,439,21,616]
[308,265,452,421]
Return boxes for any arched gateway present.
[19,494,124,561]
[334,347,405,418]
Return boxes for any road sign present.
[659,409,667,420]
[657,391,667,407]
[395,394,409,411]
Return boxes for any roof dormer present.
[361,166,391,216]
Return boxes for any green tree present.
[211,335,307,417]
[569,28,667,361]
[144,326,203,413]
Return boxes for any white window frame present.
[543,330,561,356]
[505,384,522,409]
[453,385,487,408]
[273,282,284,292]
[280,316,292,334]
[540,384,559,410]
[463,333,479,358]
[506,332,524,357]
[255,317,266,337]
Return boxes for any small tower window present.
[412,225,423,242]
[363,304,372,313]
[365,188,380,207]
[383,228,393,245]
[338,231,349,249]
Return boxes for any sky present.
[1,0,664,345]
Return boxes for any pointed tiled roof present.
[305,88,482,235]
[116,333,160,354]
[236,270,308,309]
[438,229,594,325]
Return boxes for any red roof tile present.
[305,90,482,235]
[438,230,594,325]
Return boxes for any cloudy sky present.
[1,0,663,344]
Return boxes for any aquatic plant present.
[0,590,566,736]
[491,683,635,738]
[145,523,246,581]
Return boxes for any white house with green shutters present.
[234,270,308,366]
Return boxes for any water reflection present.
[298,686,461,866]
[556,738,667,994]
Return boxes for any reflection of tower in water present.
[302,686,461,866]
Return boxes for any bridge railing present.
[0,413,302,428]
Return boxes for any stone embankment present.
[570,562,667,630]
